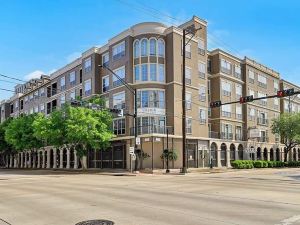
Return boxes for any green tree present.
[5,114,43,152]
[271,113,300,161]
[64,105,114,169]
[0,118,14,166]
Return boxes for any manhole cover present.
[75,220,114,225]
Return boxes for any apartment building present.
[1,15,300,170]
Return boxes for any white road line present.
[276,215,300,225]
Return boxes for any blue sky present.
[1,0,300,100]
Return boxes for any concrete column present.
[53,149,57,169]
[260,150,263,161]
[9,155,13,168]
[14,155,17,168]
[74,150,78,169]
[5,155,9,168]
[66,148,70,169]
[20,152,23,168]
[47,149,51,169]
[217,149,221,168]
[24,153,27,168]
[37,151,41,168]
[42,151,46,168]
[59,148,63,169]
[267,150,270,161]
[226,149,231,167]
[32,152,36,169]
[296,150,299,161]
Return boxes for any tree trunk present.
[80,156,87,170]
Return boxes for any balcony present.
[221,67,231,75]
[130,125,173,136]
[220,132,233,140]
[257,117,268,126]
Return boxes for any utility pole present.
[181,24,202,174]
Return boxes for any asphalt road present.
[0,168,300,225]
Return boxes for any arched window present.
[158,39,165,57]
[149,38,157,56]
[141,39,148,57]
[134,40,140,58]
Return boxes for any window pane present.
[141,39,148,56]
[158,64,165,82]
[141,64,148,81]
[149,39,156,56]
[150,64,157,81]
[158,39,165,57]
[134,40,140,58]
[135,65,140,81]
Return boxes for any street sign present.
[129,147,134,154]
[136,137,140,145]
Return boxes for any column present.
[226,149,231,167]
[267,149,270,161]
[9,155,13,168]
[217,148,221,167]
[296,150,299,161]
[74,150,78,169]
[59,148,63,169]
[14,155,17,168]
[42,151,46,168]
[20,152,23,168]
[32,152,36,169]
[53,149,57,169]
[66,148,70,169]
[24,153,27,168]
[47,149,51,169]
[37,152,41,168]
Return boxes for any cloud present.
[24,70,45,81]
[66,52,81,63]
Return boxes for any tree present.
[5,114,43,152]
[0,118,13,166]
[64,105,114,169]
[271,113,300,161]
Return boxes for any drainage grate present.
[75,220,114,225]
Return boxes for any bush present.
[231,160,253,169]
[285,161,300,167]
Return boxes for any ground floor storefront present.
[1,135,300,170]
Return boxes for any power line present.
[0,73,26,83]
[0,88,15,93]
[0,79,21,85]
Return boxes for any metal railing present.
[130,125,173,136]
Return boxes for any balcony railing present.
[221,67,231,75]
[235,134,244,141]
[130,125,173,136]
[220,132,233,140]
[257,117,268,126]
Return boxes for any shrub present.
[231,160,253,169]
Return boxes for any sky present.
[0,0,300,100]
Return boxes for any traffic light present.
[210,101,222,108]
[240,95,254,104]
[277,88,295,97]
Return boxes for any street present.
[0,169,300,225]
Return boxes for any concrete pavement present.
[0,168,300,225]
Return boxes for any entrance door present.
[186,143,197,168]
[198,149,209,168]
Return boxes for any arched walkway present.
[263,148,268,161]
[276,148,280,161]
[257,147,261,160]
[270,148,274,161]
[220,143,227,167]
[230,144,236,164]
[210,142,217,167]
[238,144,243,160]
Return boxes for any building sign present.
[249,128,261,138]
[137,108,165,116]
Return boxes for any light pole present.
[181,24,201,174]
[99,64,139,171]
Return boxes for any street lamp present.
[99,64,139,172]
[181,24,202,174]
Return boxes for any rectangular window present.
[221,104,231,117]
[29,94,33,101]
[34,106,39,113]
[137,90,165,109]
[84,79,91,96]
[234,65,241,79]
[158,64,165,82]
[220,59,231,74]
[40,103,45,113]
[113,118,126,135]
[60,94,65,106]
[102,76,109,93]
[186,117,192,134]
[221,80,231,96]
[135,65,140,81]
[185,67,191,85]
[221,124,233,140]
[236,105,242,120]
[274,98,279,109]
[248,70,255,83]
[69,71,76,86]
[70,90,76,100]
[258,92,267,106]
[141,64,148,81]
[274,80,279,92]
[199,108,206,124]
[112,41,125,60]
[84,57,92,73]
[186,92,192,110]
[199,85,206,102]
[185,43,191,58]
[236,84,242,99]
[113,92,125,109]
[34,91,39,99]
[24,96,28,103]
[102,53,109,67]
[249,108,256,121]
[40,88,45,97]
[113,66,125,87]
[198,39,205,55]
[198,62,206,79]
[258,74,267,88]
[150,64,157,81]
[60,76,66,90]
